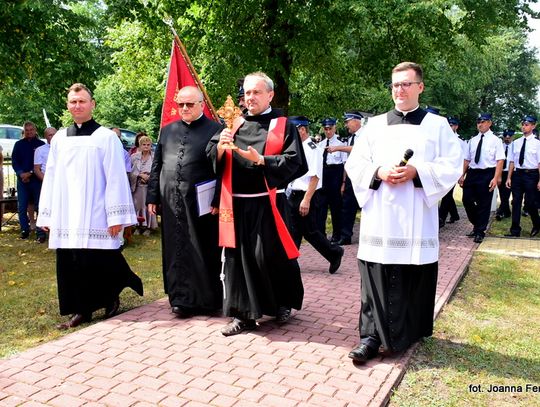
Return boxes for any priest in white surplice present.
[345,62,462,363]
[37,83,143,330]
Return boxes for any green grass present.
[0,219,165,358]
[488,213,534,237]
[390,253,540,407]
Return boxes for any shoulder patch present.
[308,141,317,149]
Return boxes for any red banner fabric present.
[160,40,214,129]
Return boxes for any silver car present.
[0,124,23,159]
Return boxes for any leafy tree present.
[0,0,111,129]
[3,0,537,135]
[93,20,168,136]
[100,0,538,133]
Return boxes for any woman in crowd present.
[129,135,158,235]
[129,132,146,155]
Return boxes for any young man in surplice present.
[345,62,462,363]
[37,83,143,329]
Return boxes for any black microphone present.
[398,149,414,166]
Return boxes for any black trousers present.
[496,171,512,217]
[358,260,438,352]
[340,176,360,240]
[288,189,342,263]
[510,170,540,235]
[462,168,496,236]
[56,248,143,316]
[318,164,344,240]
[439,185,459,222]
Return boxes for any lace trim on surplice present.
[53,228,113,240]
[106,204,134,218]
[361,235,437,249]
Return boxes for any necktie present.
[519,138,526,166]
[323,138,329,167]
[503,145,508,169]
[350,134,355,146]
[474,134,484,164]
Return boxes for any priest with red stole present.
[207,72,307,336]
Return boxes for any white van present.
[0,125,23,159]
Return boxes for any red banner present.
[160,41,214,128]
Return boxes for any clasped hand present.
[378,165,417,185]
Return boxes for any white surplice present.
[37,126,136,249]
[345,112,463,265]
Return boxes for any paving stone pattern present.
[0,212,477,407]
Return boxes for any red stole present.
[218,117,300,259]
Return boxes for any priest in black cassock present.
[345,63,462,363]
[37,83,143,330]
[207,72,308,336]
[147,86,223,317]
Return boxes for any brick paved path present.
[0,212,476,407]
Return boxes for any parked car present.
[0,124,23,159]
[118,129,157,152]
[119,128,137,151]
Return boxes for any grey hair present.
[245,72,274,91]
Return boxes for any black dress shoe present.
[531,227,540,237]
[105,297,120,318]
[448,216,460,223]
[495,214,503,221]
[504,232,520,237]
[171,306,192,318]
[336,238,351,246]
[466,230,476,237]
[36,236,46,244]
[56,313,91,330]
[20,231,30,239]
[329,246,344,274]
[221,318,257,336]
[348,344,378,363]
[473,234,484,243]
[276,306,292,324]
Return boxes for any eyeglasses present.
[178,101,202,109]
[522,121,534,126]
[390,81,421,90]
[323,126,334,130]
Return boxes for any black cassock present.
[147,115,223,312]
[207,109,308,320]
[57,248,143,316]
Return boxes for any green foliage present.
[1,0,538,135]
[0,0,112,130]
[99,0,538,131]
[93,20,168,136]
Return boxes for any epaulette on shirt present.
[307,141,317,149]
